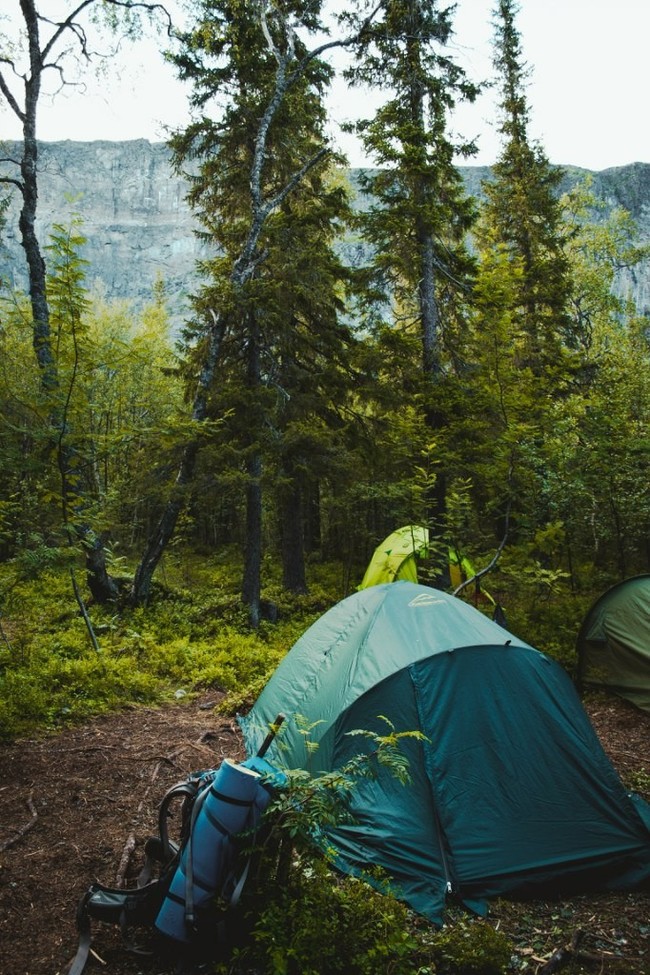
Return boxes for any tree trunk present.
[242,451,263,627]
[130,308,225,604]
[280,479,307,594]
[303,480,321,555]
[15,14,116,602]
[83,531,120,602]
[242,312,263,626]
[405,9,447,527]
[131,440,201,605]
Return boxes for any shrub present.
[237,859,421,975]
[430,917,513,975]
[221,725,432,975]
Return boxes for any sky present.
[1,0,649,171]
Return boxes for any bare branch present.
[249,0,385,227]
[0,794,38,852]
[250,0,375,254]
[0,68,26,121]
[259,2,279,63]
[453,460,515,599]
[265,145,329,215]
[0,176,24,192]
[38,0,96,65]
[39,0,173,65]
[286,0,386,88]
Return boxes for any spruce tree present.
[343,0,480,527]
[464,0,581,558]
[135,1,355,614]
[479,0,574,376]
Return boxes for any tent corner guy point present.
[240,581,650,925]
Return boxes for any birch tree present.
[131,1,380,613]
[0,0,170,600]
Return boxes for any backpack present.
[66,734,285,975]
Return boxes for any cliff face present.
[2,140,650,326]
[1,140,205,325]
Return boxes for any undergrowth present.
[0,554,337,739]
[220,730,515,975]
[0,551,643,974]
[0,548,599,740]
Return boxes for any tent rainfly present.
[357,525,429,589]
[240,582,650,924]
[358,525,499,612]
[577,574,650,713]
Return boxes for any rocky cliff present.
[1,140,649,326]
[1,140,204,325]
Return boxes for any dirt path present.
[0,693,648,975]
[0,693,242,975]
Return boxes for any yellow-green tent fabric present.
[358,525,429,589]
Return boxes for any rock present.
[0,140,205,327]
[1,140,649,329]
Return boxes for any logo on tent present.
[409,594,445,608]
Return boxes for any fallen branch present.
[538,930,584,974]
[115,832,136,888]
[0,794,38,852]
[70,568,101,652]
[536,930,618,974]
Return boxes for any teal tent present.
[240,582,650,924]
[577,575,650,713]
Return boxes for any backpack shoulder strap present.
[66,776,200,975]
[158,778,202,862]
[66,880,166,975]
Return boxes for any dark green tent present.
[240,582,650,924]
[577,575,650,713]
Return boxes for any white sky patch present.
[1,0,648,171]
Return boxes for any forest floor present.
[0,692,649,975]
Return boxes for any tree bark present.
[280,478,307,594]
[5,0,118,601]
[242,451,263,628]
[242,310,263,626]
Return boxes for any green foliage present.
[266,716,425,845]
[429,916,513,975]
[234,859,422,975]
[625,768,650,802]
[223,723,431,975]
[218,720,513,975]
[0,556,334,740]
[0,219,186,571]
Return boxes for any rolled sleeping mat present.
[241,754,288,792]
[155,758,263,943]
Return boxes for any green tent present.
[358,525,429,589]
[240,582,650,924]
[577,575,650,713]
